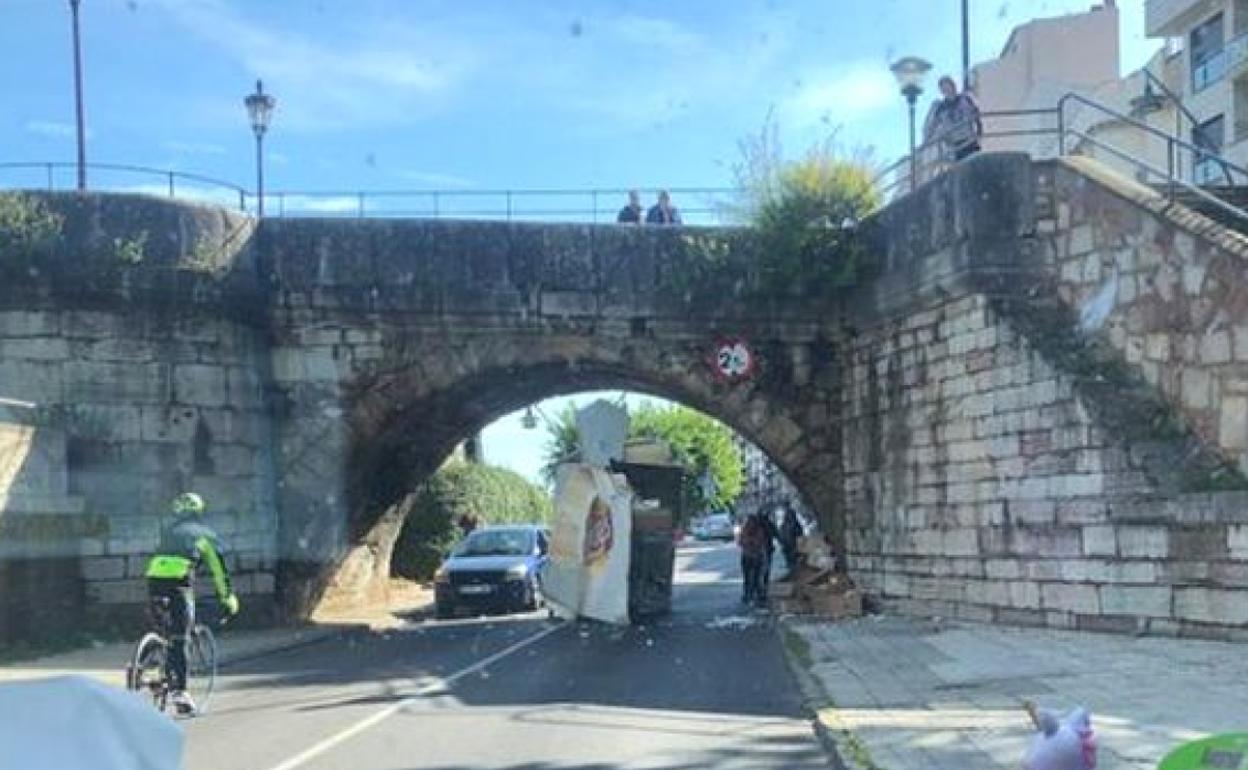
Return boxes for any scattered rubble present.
[772,535,862,619]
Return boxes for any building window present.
[1192,13,1226,92]
[1193,114,1226,184]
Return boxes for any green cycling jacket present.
[144,515,234,602]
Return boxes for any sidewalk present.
[784,615,1248,770]
[0,581,434,689]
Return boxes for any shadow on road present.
[212,543,802,722]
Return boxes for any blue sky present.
[2,0,1158,482]
[5,0,1155,200]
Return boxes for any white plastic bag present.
[1022,704,1097,770]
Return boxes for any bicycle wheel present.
[126,632,169,712]
[186,623,217,713]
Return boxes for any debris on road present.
[773,535,862,619]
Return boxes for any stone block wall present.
[0,307,279,637]
[1038,157,1248,477]
[843,154,1248,640]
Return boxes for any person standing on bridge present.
[923,75,982,163]
[616,190,643,224]
[646,190,682,225]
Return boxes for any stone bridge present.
[3,152,1248,642]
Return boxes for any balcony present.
[1147,0,1218,38]
[1193,30,1248,91]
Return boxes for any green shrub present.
[391,461,552,580]
[0,193,63,263]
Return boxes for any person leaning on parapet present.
[923,75,983,161]
[616,190,644,224]
[645,190,682,225]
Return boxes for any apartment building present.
[1144,0,1248,178]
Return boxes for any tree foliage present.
[391,461,552,580]
[630,403,743,513]
[539,401,744,514]
[737,122,881,293]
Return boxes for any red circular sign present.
[711,337,756,382]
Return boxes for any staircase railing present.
[879,90,1248,226]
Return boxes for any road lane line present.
[265,622,564,770]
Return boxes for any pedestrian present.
[737,512,768,605]
[923,75,982,162]
[757,507,780,602]
[616,190,643,224]
[645,190,682,225]
[458,513,480,537]
[778,502,802,578]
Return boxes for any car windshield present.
[455,529,534,557]
[9,4,1219,770]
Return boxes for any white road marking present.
[265,622,565,770]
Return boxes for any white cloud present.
[26,120,91,140]
[162,140,227,156]
[779,66,896,129]
[119,183,244,209]
[276,195,360,215]
[149,0,479,131]
[396,170,476,189]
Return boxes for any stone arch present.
[296,328,844,613]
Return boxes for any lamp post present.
[68,0,87,191]
[244,80,276,216]
[961,0,970,91]
[890,56,932,192]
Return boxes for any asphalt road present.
[184,541,825,770]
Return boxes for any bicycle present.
[124,595,224,716]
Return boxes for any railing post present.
[1056,105,1065,156]
[46,163,54,191]
[506,191,513,222]
[1167,138,1176,201]
[168,171,175,198]
[279,192,285,218]
[592,190,598,224]
[358,192,365,218]
[433,191,440,219]
[239,190,246,212]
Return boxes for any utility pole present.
[69,0,87,191]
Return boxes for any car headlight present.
[505,564,528,579]
[434,566,450,584]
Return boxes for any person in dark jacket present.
[737,513,768,604]
[923,75,982,161]
[617,190,643,224]
[778,503,802,577]
[757,508,781,601]
[144,492,239,715]
[645,190,682,225]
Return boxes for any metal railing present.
[0,161,248,210]
[0,163,738,225]
[874,107,1060,199]
[259,186,738,225]
[876,90,1248,226]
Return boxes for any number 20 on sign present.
[711,338,756,382]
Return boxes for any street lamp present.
[67,0,87,191]
[244,79,276,216]
[890,56,932,192]
[961,0,970,91]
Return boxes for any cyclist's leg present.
[167,587,193,692]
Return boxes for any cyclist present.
[143,492,240,715]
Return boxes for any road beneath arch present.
[184,542,826,770]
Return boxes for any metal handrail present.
[0,161,248,210]
[1057,91,1248,184]
[1063,128,1248,224]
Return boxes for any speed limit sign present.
[711,337,756,382]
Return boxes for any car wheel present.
[522,580,538,612]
